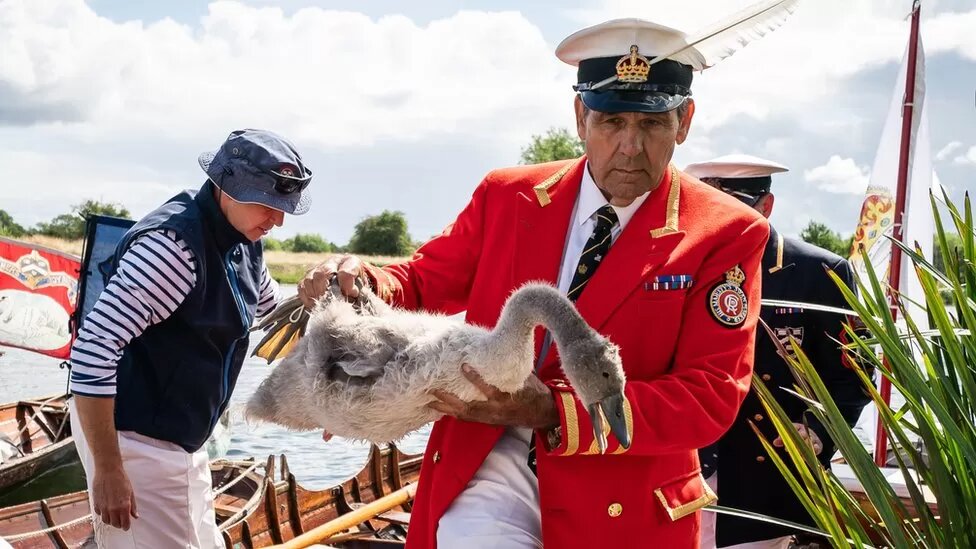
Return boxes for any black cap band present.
[575,56,693,93]
[703,176,772,194]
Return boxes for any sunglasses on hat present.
[702,179,766,207]
[719,187,766,207]
[272,165,312,195]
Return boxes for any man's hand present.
[428,365,559,429]
[297,255,365,309]
[74,395,138,530]
[92,466,139,530]
[773,423,823,455]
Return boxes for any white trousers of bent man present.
[69,399,222,549]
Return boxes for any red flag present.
[0,237,81,359]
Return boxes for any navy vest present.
[111,183,262,452]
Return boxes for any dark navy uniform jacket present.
[700,226,871,546]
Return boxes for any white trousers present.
[700,473,792,549]
[69,400,221,549]
[437,427,542,548]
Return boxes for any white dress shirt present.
[436,163,649,548]
[554,164,649,295]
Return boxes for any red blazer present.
[364,158,769,548]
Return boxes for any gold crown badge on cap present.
[615,45,650,83]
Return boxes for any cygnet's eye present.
[602,372,610,378]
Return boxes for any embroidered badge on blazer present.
[708,265,748,327]
[644,274,694,291]
[774,327,804,357]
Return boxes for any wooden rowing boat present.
[222,444,422,548]
[0,394,76,495]
[0,457,266,548]
[0,444,422,548]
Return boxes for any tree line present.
[0,202,418,257]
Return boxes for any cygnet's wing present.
[327,324,410,380]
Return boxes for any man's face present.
[575,97,694,206]
[218,192,285,242]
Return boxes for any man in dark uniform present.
[685,155,871,549]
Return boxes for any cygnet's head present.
[559,335,629,453]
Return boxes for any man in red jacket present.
[300,19,769,548]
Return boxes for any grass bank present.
[263,251,409,284]
[10,236,409,285]
[19,235,85,257]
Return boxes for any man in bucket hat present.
[69,129,311,548]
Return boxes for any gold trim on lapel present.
[533,162,575,207]
[768,233,786,273]
[650,165,681,238]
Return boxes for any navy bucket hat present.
[198,129,313,215]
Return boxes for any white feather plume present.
[650,0,801,69]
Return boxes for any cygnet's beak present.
[586,392,631,454]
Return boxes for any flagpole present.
[874,0,922,467]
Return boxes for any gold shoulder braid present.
[767,232,786,273]
[650,164,681,238]
[533,162,575,207]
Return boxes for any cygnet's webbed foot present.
[586,392,631,454]
[252,295,309,364]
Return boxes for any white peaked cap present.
[684,154,790,179]
[556,18,707,70]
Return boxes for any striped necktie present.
[528,204,619,476]
[567,204,619,301]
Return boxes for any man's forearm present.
[74,395,123,470]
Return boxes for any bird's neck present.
[490,286,596,371]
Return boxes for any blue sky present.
[2,0,974,245]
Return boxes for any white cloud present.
[0,0,580,241]
[804,156,870,194]
[955,145,976,165]
[935,141,963,161]
[0,146,181,228]
[0,0,573,148]
[927,8,976,61]
[0,0,973,244]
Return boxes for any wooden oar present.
[268,482,417,549]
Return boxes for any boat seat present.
[213,502,243,516]
[375,511,411,526]
[347,503,411,526]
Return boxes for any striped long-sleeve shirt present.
[69,230,280,397]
